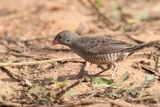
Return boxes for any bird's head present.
[52,30,80,46]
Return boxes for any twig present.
[105,98,133,107]
[0,67,23,82]
[0,101,101,107]
[93,65,112,76]
[0,100,21,107]
[123,33,144,44]
[7,52,37,58]
[155,48,160,73]
[0,67,32,86]
[114,31,144,44]
[0,57,82,67]
[128,96,158,103]
[0,100,70,107]
[83,92,96,100]
[83,92,135,107]
[28,102,101,107]
[139,63,160,77]
[54,77,85,102]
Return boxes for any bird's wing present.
[76,37,134,54]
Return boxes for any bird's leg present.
[110,63,118,80]
[77,62,92,82]
[78,61,88,78]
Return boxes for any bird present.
[52,30,159,77]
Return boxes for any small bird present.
[52,30,159,77]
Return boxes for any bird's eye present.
[67,39,70,42]
[58,35,62,39]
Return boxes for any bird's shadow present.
[32,63,111,86]
[57,62,88,82]
[57,63,111,82]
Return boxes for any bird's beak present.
[52,39,59,45]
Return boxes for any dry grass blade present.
[0,57,81,67]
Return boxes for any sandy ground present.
[0,0,160,107]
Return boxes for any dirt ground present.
[0,0,160,107]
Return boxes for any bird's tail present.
[124,40,160,52]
